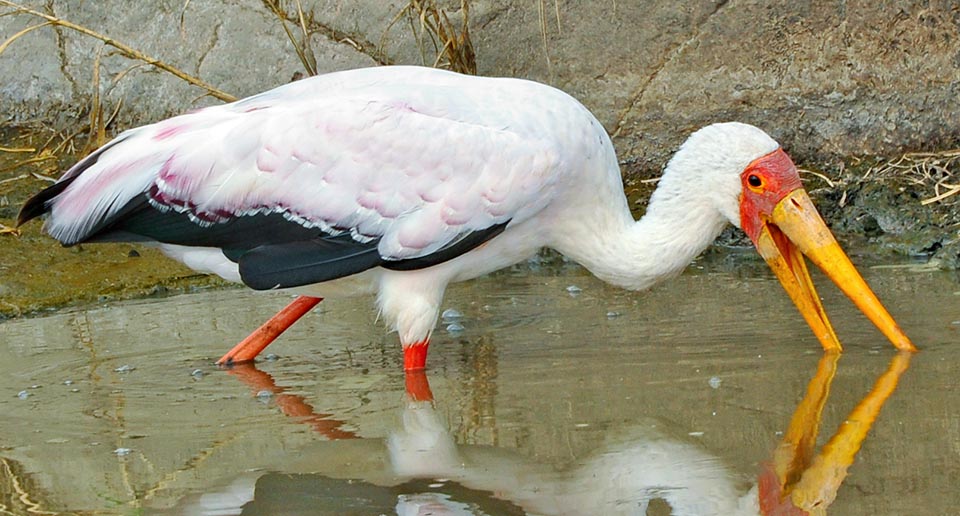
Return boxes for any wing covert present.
[33,68,590,276]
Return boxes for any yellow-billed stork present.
[17,66,915,370]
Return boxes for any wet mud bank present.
[816,176,960,270]
[0,133,227,319]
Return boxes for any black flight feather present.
[236,221,510,290]
[381,221,509,271]
[238,236,383,290]
[84,194,324,250]
[17,174,81,228]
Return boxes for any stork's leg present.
[403,340,429,371]
[377,271,442,372]
[217,296,323,365]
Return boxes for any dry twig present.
[0,222,20,236]
[536,0,561,69]
[0,146,35,153]
[381,0,475,75]
[798,168,836,188]
[0,152,56,174]
[263,0,318,76]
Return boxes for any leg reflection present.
[225,363,358,440]
[405,369,434,402]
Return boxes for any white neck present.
[551,122,779,291]
[556,189,729,291]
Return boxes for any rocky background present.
[0,0,958,316]
[2,1,958,165]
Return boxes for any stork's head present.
[679,123,915,352]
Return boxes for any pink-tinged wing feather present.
[43,67,600,259]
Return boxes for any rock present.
[1,1,957,171]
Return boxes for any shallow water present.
[0,254,957,515]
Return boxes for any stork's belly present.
[158,244,244,283]
[440,221,545,283]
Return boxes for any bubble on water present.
[16,390,29,400]
[264,353,279,361]
[190,369,205,380]
[63,380,73,386]
[256,390,274,402]
[113,447,133,456]
[441,308,463,321]
[446,322,465,333]
[688,431,705,437]
[606,311,621,318]
[566,285,582,295]
[708,376,722,389]
[114,364,135,373]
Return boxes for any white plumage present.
[22,65,910,368]
[46,66,594,259]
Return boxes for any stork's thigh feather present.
[158,244,242,283]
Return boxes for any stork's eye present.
[747,174,763,188]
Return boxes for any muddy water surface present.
[0,256,957,515]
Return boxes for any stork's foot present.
[216,296,323,366]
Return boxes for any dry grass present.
[536,0,561,69]
[0,0,240,237]
[0,0,236,102]
[382,0,476,75]
[865,149,960,205]
[263,0,319,76]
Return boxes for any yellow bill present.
[755,189,915,352]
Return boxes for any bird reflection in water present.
[759,351,912,515]
[199,352,911,515]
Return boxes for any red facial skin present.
[739,148,803,243]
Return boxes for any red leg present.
[403,340,429,371]
[217,296,323,366]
